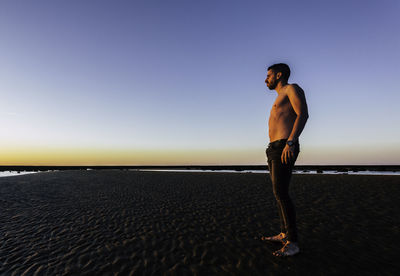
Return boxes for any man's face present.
[265,70,277,90]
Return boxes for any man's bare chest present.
[272,95,292,114]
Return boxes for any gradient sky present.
[1,0,399,166]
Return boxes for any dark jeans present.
[266,139,300,242]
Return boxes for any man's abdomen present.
[268,117,295,142]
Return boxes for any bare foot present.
[273,241,300,257]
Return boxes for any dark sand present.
[1,170,399,275]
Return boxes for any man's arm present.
[287,84,309,141]
[281,84,309,164]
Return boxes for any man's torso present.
[268,84,300,142]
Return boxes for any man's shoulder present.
[287,83,303,90]
[285,83,305,95]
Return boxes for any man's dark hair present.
[268,63,291,82]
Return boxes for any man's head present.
[265,63,291,90]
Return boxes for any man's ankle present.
[286,240,299,246]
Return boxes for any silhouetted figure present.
[261,63,309,257]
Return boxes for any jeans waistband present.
[268,139,299,149]
[268,139,288,147]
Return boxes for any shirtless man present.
[262,63,309,257]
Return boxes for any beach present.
[1,170,399,275]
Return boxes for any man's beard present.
[267,80,277,90]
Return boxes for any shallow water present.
[0,171,40,177]
[136,169,400,176]
[1,169,399,178]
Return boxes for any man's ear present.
[276,72,282,80]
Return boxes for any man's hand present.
[281,145,295,164]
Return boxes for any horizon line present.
[1,164,400,171]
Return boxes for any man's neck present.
[275,81,288,94]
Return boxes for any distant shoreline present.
[1,165,400,173]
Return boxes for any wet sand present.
[1,170,399,275]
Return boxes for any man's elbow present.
[298,111,309,121]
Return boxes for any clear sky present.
[1,0,399,166]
